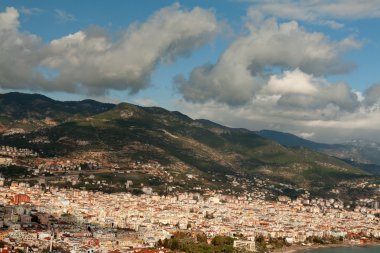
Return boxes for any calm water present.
[299,246,380,253]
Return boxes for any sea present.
[299,245,380,253]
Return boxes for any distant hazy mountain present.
[256,130,344,150]
[256,129,380,174]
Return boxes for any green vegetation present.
[0,165,31,178]
[159,232,236,253]
[0,92,114,124]
[305,235,344,245]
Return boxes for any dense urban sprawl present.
[0,181,378,252]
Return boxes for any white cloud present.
[318,20,344,29]
[0,5,219,95]
[176,90,380,143]
[176,18,360,105]
[363,84,380,107]
[276,83,359,114]
[55,9,77,24]
[0,7,19,30]
[40,4,219,95]
[0,7,47,90]
[19,7,43,16]
[249,0,380,21]
[173,9,373,143]
[174,56,380,143]
[238,1,380,30]
[298,132,315,139]
[314,0,380,19]
[265,69,319,95]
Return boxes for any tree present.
[170,238,179,250]
[212,235,234,246]
[197,233,208,243]
[162,238,169,248]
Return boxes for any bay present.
[299,245,380,253]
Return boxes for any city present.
[0,179,377,252]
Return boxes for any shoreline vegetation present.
[156,233,380,253]
[272,240,380,253]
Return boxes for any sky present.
[1,0,380,143]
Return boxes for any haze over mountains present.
[257,130,380,175]
[0,92,378,198]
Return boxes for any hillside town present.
[0,182,377,253]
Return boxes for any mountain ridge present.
[0,92,373,197]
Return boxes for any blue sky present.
[1,0,380,142]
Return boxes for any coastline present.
[271,241,380,253]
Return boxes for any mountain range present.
[0,92,377,197]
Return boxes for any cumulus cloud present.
[0,4,219,95]
[43,4,218,94]
[176,89,380,143]
[0,7,20,30]
[363,84,380,107]
[264,69,319,95]
[177,68,361,123]
[272,71,359,114]
[174,56,380,143]
[0,7,47,90]
[176,18,360,105]
[173,11,380,143]
[175,58,380,143]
